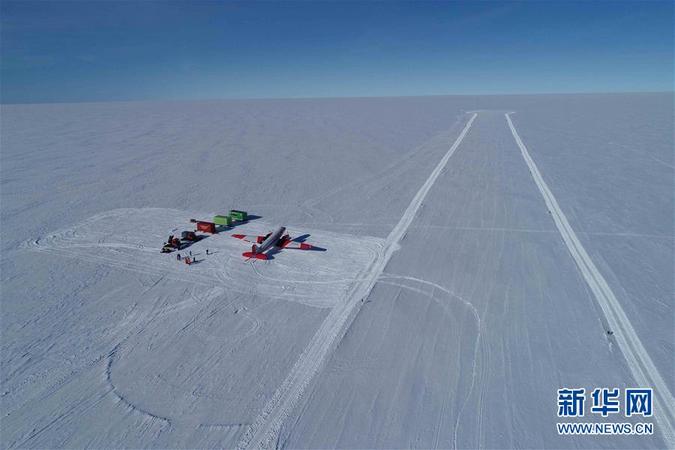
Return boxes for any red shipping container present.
[196,221,216,234]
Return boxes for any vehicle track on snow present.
[237,113,478,449]
[506,113,675,447]
[376,275,481,449]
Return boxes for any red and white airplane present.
[232,226,314,260]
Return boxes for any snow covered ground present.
[1,93,672,448]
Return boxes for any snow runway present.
[237,113,478,449]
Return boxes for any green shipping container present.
[213,215,233,226]
[229,210,248,221]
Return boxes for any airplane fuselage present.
[256,226,286,254]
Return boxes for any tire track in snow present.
[237,113,478,449]
[376,274,481,449]
[506,113,675,447]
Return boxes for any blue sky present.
[1,1,672,103]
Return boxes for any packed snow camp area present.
[1,93,673,449]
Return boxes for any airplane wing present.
[281,238,313,250]
[232,233,268,244]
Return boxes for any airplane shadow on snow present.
[262,234,327,261]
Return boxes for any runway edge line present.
[506,112,675,447]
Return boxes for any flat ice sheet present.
[1,94,672,448]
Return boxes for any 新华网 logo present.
[556,387,654,436]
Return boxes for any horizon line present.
[2,90,673,107]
